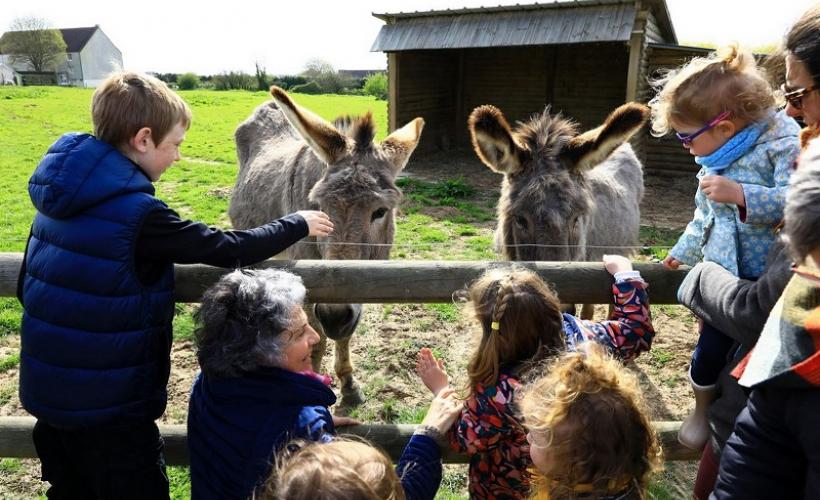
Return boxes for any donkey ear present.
[381,117,425,172]
[560,102,649,171]
[270,86,348,165]
[469,105,526,175]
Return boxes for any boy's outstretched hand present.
[603,254,633,276]
[297,210,334,237]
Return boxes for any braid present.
[491,276,514,334]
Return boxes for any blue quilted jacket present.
[670,111,800,278]
[19,133,175,428]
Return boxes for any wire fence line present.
[0,237,674,250]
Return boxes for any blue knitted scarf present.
[695,119,769,174]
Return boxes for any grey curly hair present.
[194,268,307,378]
[784,140,820,262]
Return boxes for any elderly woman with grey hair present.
[709,142,820,499]
[186,268,351,500]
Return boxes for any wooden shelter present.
[371,0,714,174]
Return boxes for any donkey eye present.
[371,207,388,222]
[514,216,528,229]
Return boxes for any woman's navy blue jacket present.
[187,367,336,499]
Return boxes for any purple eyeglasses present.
[675,110,731,146]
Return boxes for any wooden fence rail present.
[0,417,699,464]
[0,253,688,304]
[0,254,698,463]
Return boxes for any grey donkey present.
[468,102,649,318]
[229,86,424,404]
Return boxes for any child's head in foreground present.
[650,43,776,157]
[259,438,404,500]
[465,267,566,392]
[521,344,662,500]
[92,71,192,181]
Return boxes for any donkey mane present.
[515,108,579,158]
[333,113,376,150]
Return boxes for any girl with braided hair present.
[416,255,654,499]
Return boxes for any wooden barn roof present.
[372,0,676,51]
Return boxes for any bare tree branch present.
[0,16,66,72]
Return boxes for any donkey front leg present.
[315,303,364,406]
[307,304,328,372]
[333,336,362,406]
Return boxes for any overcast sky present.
[0,1,816,75]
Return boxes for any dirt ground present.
[0,152,702,498]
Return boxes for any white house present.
[0,25,122,87]
[0,63,20,85]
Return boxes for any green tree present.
[300,58,348,94]
[254,61,271,91]
[177,72,200,90]
[363,72,388,100]
[0,17,66,72]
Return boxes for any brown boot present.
[678,368,717,450]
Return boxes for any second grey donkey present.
[468,102,650,318]
[229,86,424,404]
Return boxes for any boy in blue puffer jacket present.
[17,71,333,499]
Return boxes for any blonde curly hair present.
[650,43,776,137]
[520,344,662,500]
[260,437,404,500]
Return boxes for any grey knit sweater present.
[677,239,792,454]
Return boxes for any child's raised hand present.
[416,348,450,397]
[602,254,633,276]
[662,255,682,270]
[297,210,334,237]
[700,175,746,207]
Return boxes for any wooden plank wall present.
[458,46,550,145]
[394,43,630,151]
[550,43,630,130]
[394,50,459,151]
[643,45,709,174]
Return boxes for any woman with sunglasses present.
[784,6,820,143]
[674,7,820,499]
[649,43,801,455]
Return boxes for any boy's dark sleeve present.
[135,207,309,268]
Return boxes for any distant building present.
[338,69,383,80]
[0,63,21,85]
[0,25,122,87]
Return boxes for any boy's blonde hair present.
[521,345,662,500]
[465,267,565,394]
[261,438,405,500]
[650,43,775,136]
[92,71,192,148]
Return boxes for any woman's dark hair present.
[787,6,820,84]
[193,269,306,378]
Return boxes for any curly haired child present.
[649,44,801,450]
[520,345,663,500]
[416,255,654,499]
